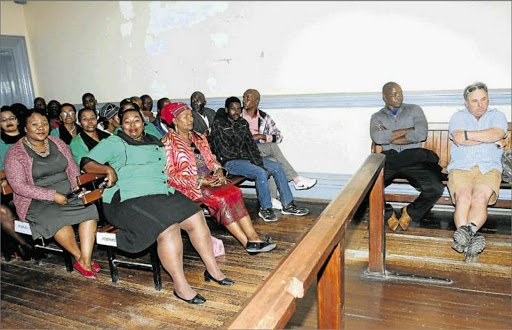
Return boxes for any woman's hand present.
[106,167,118,188]
[54,192,68,205]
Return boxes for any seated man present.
[34,97,46,111]
[153,97,171,136]
[46,100,61,130]
[370,82,444,231]
[241,89,317,209]
[82,92,98,112]
[448,82,508,262]
[210,96,309,222]
[190,91,216,136]
[140,94,156,123]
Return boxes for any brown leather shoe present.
[398,206,412,230]
[387,211,399,231]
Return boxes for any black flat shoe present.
[204,270,235,286]
[173,290,206,304]
[246,236,276,254]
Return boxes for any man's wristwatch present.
[464,130,469,141]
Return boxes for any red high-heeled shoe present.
[91,262,101,273]
[74,261,97,279]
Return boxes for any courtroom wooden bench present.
[372,122,512,209]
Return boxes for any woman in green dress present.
[81,101,233,304]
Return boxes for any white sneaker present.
[293,176,317,190]
[271,198,283,210]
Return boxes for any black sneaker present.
[258,208,278,222]
[281,202,309,216]
[246,236,277,254]
[452,225,473,253]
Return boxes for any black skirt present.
[102,190,201,253]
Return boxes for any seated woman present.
[50,103,82,144]
[1,106,33,259]
[161,102,276,254]
[70,108,111,165]
[81,101,233,304]
[4,110,99,278]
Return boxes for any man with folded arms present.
[448,82,508,262]
[370,82,444,231]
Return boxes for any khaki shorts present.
[448,166,502,205]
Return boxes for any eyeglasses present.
[61,111,76,117]
[190,143,201,155]
[464,84,487,98]
[0,116,17,122]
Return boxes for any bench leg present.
[106,246,119,284]
[150,243,162,291]
[63,250,73,273]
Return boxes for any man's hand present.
[252,134,267,142]
[452,129,466,146]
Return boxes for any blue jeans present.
[225,159,293,209]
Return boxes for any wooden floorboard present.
[2,199,511,329]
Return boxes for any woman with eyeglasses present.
[70,108,110,165]
[1,106,33,260]
[161,103,276,254]
[4,109,99,278]
[50,103,82,144]
[81,101,233,304]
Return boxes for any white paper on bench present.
[96,232,117,247]
[14,220,32,235]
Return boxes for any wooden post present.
[317,236,345,329]
[368,168,385,273]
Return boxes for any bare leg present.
[225,222,249,247]
[53,225,85,268]
[77,220,97,269]
[179,211,225,280]
[157,223,197,300]
[454,187,472,228]
[237,215,261,242]
[466,184,494,230]
[1,205,31,248]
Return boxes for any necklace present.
[67,125,76,133]
[24,137,50,157]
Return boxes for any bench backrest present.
[372,122,512,174]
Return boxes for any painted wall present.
[1,1,510,176]
[0,1,39,95]
[5,0,510,103]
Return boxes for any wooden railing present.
[227,153,385,329]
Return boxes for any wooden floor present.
[1,199,511,329]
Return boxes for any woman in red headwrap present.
[161,102,276,254]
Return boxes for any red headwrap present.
[161,102,189,125]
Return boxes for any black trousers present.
[384,162,444,222]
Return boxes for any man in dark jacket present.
[210,96,309,222]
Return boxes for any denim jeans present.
[224,159,294,209]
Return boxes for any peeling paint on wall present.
[147,1,228,34]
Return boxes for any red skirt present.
[200,184,248,226]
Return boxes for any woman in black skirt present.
[81,101,233,304]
